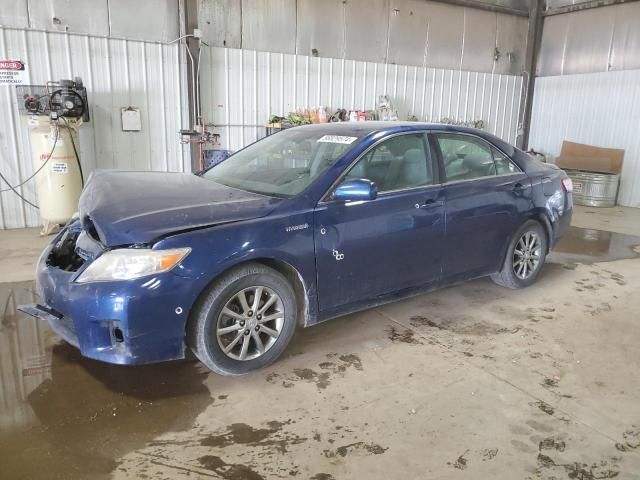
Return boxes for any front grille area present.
[47,230,85,272]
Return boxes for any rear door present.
[314,132,445,313]
[431,132,532,282]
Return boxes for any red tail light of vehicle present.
[561,177,573,193]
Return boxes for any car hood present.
[78,170,283,246]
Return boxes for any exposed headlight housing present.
[75,248,191,283]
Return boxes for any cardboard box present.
[555,141,624,174]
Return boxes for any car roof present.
[291,121,440,135]
[290,121,493,138]
[289,122,516,155]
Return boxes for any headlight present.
[75,247,191,283]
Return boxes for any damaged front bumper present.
[19,225,202,366]
[18,303,79,348]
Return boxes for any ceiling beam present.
[544,0,640,16]
[429,0,529,17]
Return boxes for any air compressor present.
[16,78,89,235]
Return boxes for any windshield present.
[203,128,360,197]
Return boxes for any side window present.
[344,134,433,192]
[493,148,519,175]
[435,134,496,182]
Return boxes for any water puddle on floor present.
[548,226,640,265]
[1,225,639,479]
[0,281,213,480]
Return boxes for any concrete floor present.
[1,205,639,479]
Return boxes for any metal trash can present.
[565,169,620,207]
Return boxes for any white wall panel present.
[198,0,242,49]
[241,0,297,54]
[529,70,640,207]
[425,2,464,70]
[201,46,523,152]
[610,7,640,72]
[387,0,429,67]
[545,0,592,9]
[27,0,110,36]
[562,7,614,76]
[197,0,528,74]
[538,2,640,77]
[461,8,496,73]
[0,26,190,229]
[343,0,390,64]
[108,0,180,43]
[495,13,528,75]
[0,0,29,28]
[296,0,345,59]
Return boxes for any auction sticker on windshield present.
[317,135,358,144]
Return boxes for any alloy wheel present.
[216,286,284,361]
[513,231,541,280]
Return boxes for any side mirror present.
[333,179,378,202]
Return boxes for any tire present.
[491,220,548,289]
[187,263,297,375]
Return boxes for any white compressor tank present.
[28,116,83,234]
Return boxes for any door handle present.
[415,199,444,209]
[512,182,529,191]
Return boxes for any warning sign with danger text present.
[0,60,27,85]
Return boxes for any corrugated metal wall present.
[529,70,640,208]
[545,0,592,10]
[537,2,640,77]
[530,1,640,208]
[199,0,529,75]
[0,0,181,43]
[200,46,524,152]
[0,26,190,229]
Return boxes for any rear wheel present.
[188,263,297,375]
[491,220,547,289]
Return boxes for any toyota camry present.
[19,122,573,375]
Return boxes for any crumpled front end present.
[20,221,201,365]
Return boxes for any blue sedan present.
[20,122,573,375]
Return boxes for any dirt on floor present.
[1,225,640,479]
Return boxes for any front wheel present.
[187,263,297,375]
[491,220,548,289]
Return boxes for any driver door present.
[313,132,446,314]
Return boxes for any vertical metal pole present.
[518,0,544,149]
[182,0,199,171]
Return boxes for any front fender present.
[154,210,320,324]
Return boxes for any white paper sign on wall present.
[0,60,27,85]
[121,107,142,131]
